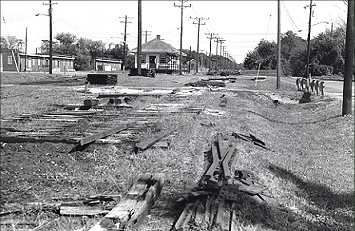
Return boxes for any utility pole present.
[137,0,142,76]
[174,0,191,75]
[120,15,132,71]
[191,17,208,74]
[144,30,152,43]
[206,33,217,73]
[305,0,316,79]
[276,0,281,89]
[43,0,57,74]
[219,39,225,71]
[24,27,27,72]
[214,37,221,70]
[219,40,225,56]
[342,0,354,115]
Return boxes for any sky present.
[0,0,348,63]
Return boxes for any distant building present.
[92,58,122,72]
[0,48,75,73]
[130,35,188,74]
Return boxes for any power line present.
[282,1,299,31]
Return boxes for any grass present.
[0,71,353,231]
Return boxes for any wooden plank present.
[79,123,131,146]
[173,201,198,231]
[230,202,238,231]
[60,205,109,216]
[135,130,170,151]
[215,201,230,231]
[125,174,165,229]
[88,174,164,231]
[221,136,236,180]
[193,201,204,227]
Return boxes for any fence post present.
[315,80,319,95]
[296,78,301,91]
[319,81,325,96]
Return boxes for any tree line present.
[243,24,352,77]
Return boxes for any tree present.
[243,40,276,70]
[243,50,260,69]
[54,32,78,55]
[1,36,23,50]
[281,31,307,76]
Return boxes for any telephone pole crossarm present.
[174,0,191,75]
[120,15,132,71]
[191,17,208,73]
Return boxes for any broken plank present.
[125,174,165,229]
[135,130,170,151]
[79,123,131,146]
[60,205,109,216]
[88,173,164,231]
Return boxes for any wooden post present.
[315,80,319,95]
[319,81,325,96]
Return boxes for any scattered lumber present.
[135,130,170,151]
[78,123,132,146]
[88,173,165,231]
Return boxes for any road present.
[281,77,355,101]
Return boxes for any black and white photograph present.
[0,0,353,230]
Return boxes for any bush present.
[310,64,331,76]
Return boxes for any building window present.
[7,56,13,65]
[141,54,146,64]
[160,55,166,64]
[57,60,60,67]
[38,59,40,65]
[28,59,32,68]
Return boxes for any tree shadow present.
[268,164,354,211]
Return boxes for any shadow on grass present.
[266,164,354,230]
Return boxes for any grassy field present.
[0,71,353,231]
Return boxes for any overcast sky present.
[0,1,348,63]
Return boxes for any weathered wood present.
[215,201,230,231]
[79,123,130,146]
[173,201,199,231]
[125,174,165,229]
[135,131,170,151]
[88,173,164,231]
[204,198,212,228]
[60,205,109,216]
[230,202,238,231]
[193,202,204,227]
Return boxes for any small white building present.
[130,35,187,74]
